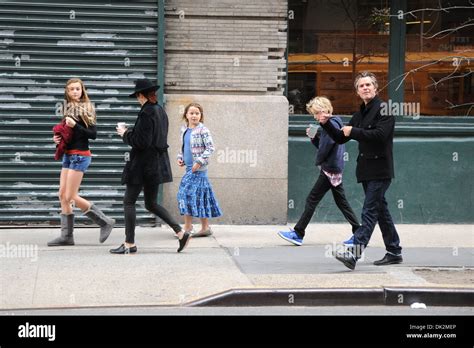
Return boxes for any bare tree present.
[380,2,474,115]
[321,0,389,80]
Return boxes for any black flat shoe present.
[109,244,137,254]
[373,253,403,266]
[177,232,191,253]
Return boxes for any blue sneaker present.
[278,229,303,246]
[343,235,354,246]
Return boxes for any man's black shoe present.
[333,250,356,270]
[373,253,403,266]
[109,244,137,254]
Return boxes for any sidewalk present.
[0,224,473,309]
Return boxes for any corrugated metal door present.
[0,0,161,226]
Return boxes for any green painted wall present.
[288,116,474,224]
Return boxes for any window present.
[404,0,474,116]
[287,72,316,114]
[287,0,474,116]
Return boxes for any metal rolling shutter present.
[0,0,161,226]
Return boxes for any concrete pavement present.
[0,224,473,310]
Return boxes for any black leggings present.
[124,182,182,244]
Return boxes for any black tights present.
[124,182,182,244]
[294,171,360,237]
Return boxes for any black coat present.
[321,96,395,183]
[121,101,173,185]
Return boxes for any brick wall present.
[164,0,287,94]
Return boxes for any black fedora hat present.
[129,78,160,98]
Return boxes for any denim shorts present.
[62,154,92,173]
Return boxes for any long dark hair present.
[139,89,158,104]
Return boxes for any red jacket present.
[52,120,74,160]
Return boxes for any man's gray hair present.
[354,71,378,90]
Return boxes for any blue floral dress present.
[177,128,222,218]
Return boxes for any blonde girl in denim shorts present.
[48,78,115,246]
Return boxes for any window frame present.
[286,0,474,131]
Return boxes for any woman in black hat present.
[110,78,191,254]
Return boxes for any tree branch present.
[423,20,474,40]
[445,100,474,116]
[427,67,472,89]
[394,5,474,20]
[317,54,342,64]
[381,51,473,92]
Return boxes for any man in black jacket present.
[319,71,402,270]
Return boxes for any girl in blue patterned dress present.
[177,103,222,237]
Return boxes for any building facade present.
[287,0,474,224]
[0,0,288,225]
[0,0,472,225]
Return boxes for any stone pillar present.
[163,94,288,224]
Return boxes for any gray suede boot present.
[84,204,115,243]
[47,214,75,246]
